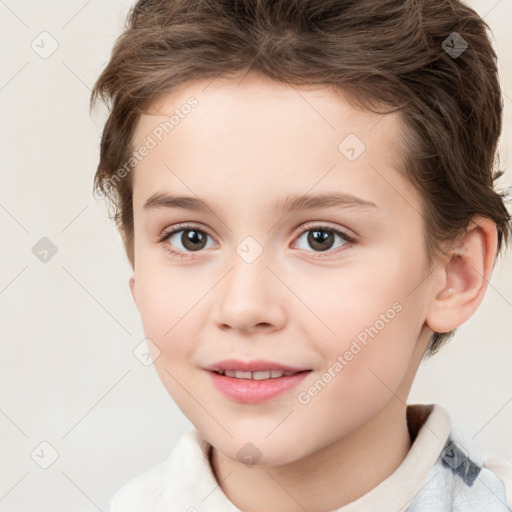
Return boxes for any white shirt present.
[109,403,512,511]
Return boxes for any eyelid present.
[159,221,355,241]
[158,222,219,245]
[158,221,356,258]
[292,221,357,242]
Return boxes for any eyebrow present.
[142,192,378,215]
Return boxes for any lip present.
[205,364,312,404]
[204,359,310,373]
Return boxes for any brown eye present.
[179,229,208,251]
[160,224,215,257]
[307,229,336,252]
[295,225,354,256]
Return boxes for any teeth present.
[252,371,271,380]
[219,370,298,379]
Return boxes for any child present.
[91,0,512,510]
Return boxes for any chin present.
[210,433,309,468]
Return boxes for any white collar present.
[111,403,455,511]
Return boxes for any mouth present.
[211,369,309,380]
[205,358,311,374]
[206,364,312,403]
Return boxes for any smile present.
[213,369,300,380]
[208,369,312,403]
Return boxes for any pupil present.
[183,230,206,251]
[308,229,334,252]
[179,228,335,253]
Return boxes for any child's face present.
[128,74,437,465]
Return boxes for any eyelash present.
[157,222,357,260]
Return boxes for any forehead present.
[130,74,415,216]
[134,74,398,147]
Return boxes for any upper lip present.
[205,359,311,373]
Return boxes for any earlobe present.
[425,216,498,334]
[128,276,138,311]
[119,228,138,310]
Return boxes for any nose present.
[213,244,287,335]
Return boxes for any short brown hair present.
[90,0,511,357]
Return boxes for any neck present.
[210,398,412,512]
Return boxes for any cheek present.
[304,256,425,393]
[137,273,203,416]
[135,263,203,332]
[134,272,202,395]
[292,260,415,347]
[335,310,418,392]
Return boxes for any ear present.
[425,216,498,334]
[128,275,139,312]
[118,226,139,311]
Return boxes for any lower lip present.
[207,370,311,403]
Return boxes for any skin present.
[124,72,497,512]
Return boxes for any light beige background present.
[0,0,511,510]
